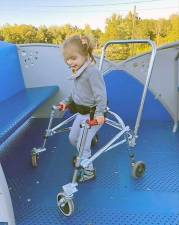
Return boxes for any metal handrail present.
[99,39,157,137]
[173,51,179,132]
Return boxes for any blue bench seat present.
[0,86,59,145]
[0,41,59,147]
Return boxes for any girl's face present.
[63,45,87,73]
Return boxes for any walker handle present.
[54,104,69,111]
[56,104,64,111]
[86,119,98,127]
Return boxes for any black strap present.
[68,101,96,116]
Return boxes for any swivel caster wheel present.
[132,161,145,178]
[57,192,74,216]
[72,156,78,167]
[31,151,39,168]
[91,134,99,147]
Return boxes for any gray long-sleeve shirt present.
[63,62,107,117]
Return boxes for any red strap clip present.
[86,119,98,127]
[56,104,64,111]
[56,104,70,111]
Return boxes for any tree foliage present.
[0,13,178,60]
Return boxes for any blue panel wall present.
[104,70,171,121]
[0,41,25,102]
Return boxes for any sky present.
[0,0,178,30]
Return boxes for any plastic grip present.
[57,104,63,111]
[86,119,98,127]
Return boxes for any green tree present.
[36,25,53,43]
[165,14,179,43]
[2,24,37,43]
[100,14,131,60]
[47,26,63,44]
[0,12,178,60]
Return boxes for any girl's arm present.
[88,69,107,118]
[58,95,73,111]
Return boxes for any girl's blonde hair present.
[63,35,96,63]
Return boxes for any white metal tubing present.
[72,122,89,183]
[105,119,123,130]
[42,109,56,148]
[99,39,157,137]
[87,126,129,164]
[172,122,178,133]
[51,113,77,132]
[42,137,47,148]
[104,139,127,152]
[107,110,126,128]
[47,109,56,130]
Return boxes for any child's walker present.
[31,40,157,216]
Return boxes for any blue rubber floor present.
[1,118,179,225]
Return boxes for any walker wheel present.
[72,156,77,167]
[91,134,99,147]
[57,192,74,216]
[132,161,145,178]
[31,151,38,168]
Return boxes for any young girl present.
[58,35,107,182]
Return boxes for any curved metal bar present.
[173,51,179,132]
[107,110,126,129]
[99,39,157,137]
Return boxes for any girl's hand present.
[95,115,105,125]
[57,102,66,111]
